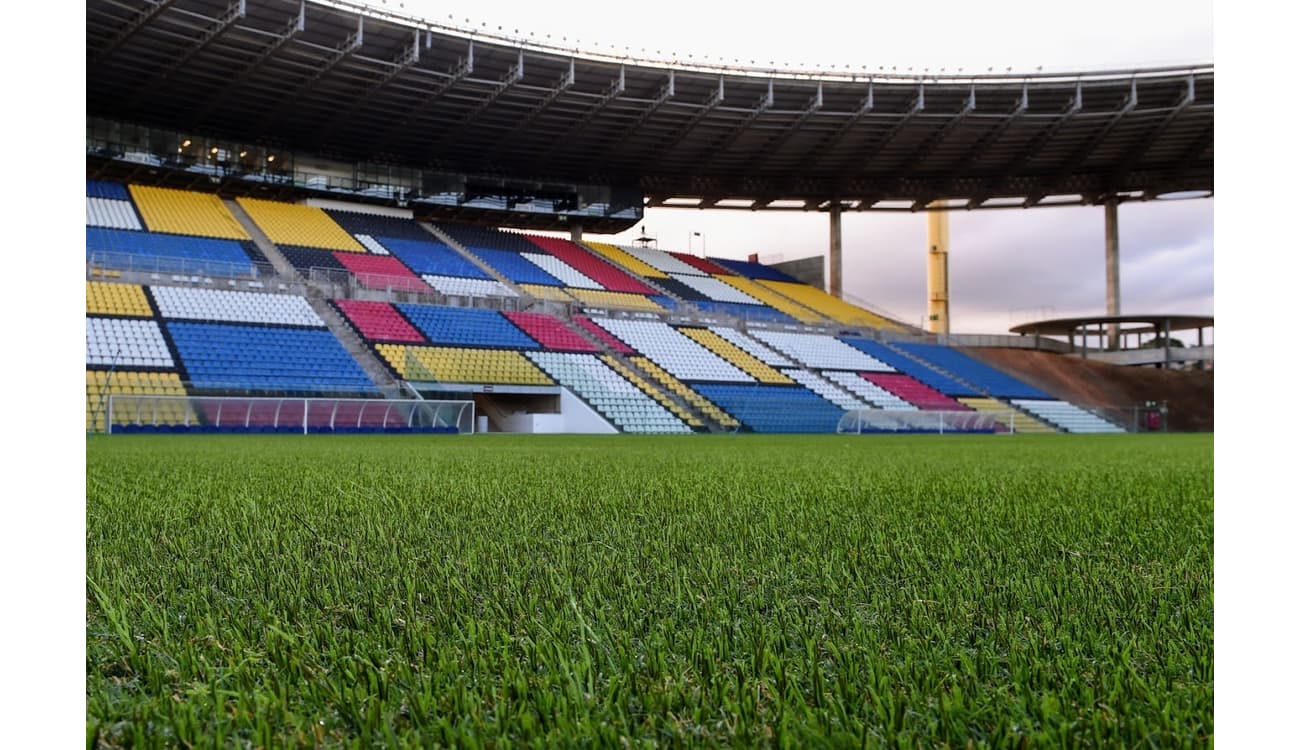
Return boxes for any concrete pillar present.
[1170,315,1180,369]
[926,201,950,335]
[828,205,843,298]
[1104,199,1121,350]
[569,222,583,244]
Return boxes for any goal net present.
[836,409,1017,434]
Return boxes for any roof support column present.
[828,205,843,299]
[1105,198,1121,350]
[569,222,583,244]
[926,200,950,334]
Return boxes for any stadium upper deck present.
[87,0,1212,229]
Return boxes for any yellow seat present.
[566,289,664,312]
[678,328,793,384]
[129,185,250,239]
[86,281,152,317]
[582,242,669,279]
[236,197,365,251]
[757,280,907,330]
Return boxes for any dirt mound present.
[961,347,1213,432]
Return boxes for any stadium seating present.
[332,299,426,343]
[582,242,669,279]
[433,223,538,253]
[422,276,518,299]
[690,300,797,324]
[677,328,793,384]
[573,317,636,353]
[823,372,919,410]
[324,209,436,241]
[668,274,763,305]
[668,252,731,275]
[278,245,349,275]
[713,276,825,323]
[710,327,797,367]
[86,318,174,368]
[129,186,250,239]
[783,369,871,411]
[166,322,375,393]
[87,227,260,276]
[87,195,143,231]
[236,197,366,251]
[332,253,433,293]
[591,318,752,382]
[376,344,552,384]
[86,281,152,317]
[503,312,601,352]
[565,289,666,312]
[620,245,708,276]
[707,257,800,282]
[758,280,902,329]
[525,352,691,433]
[150,286,323,326]
[1010,399,1125,433]
[520,284,576,303]
[692,384,846,433]
[374,236,493,279]
[463,245,565,286]
[87,179,131,200]
[86,370,189,432]
[840,338,980,397]
[893,342,1053,399]
[623,356,738,429]
[751,330,893,371]
[860,372,970,411]
[396,304,539,349]
[79,181,1132,436]
[523,235,659,294]
[600,356,705,429]
[959,397,1056,433]
[521,252,602,288]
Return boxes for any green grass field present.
[86,434,1212,748]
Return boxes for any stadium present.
[82,0,1214,745]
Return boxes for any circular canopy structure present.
[86,0,1213,213]
[1010,314,1214,338]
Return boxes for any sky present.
[365,0,1214,334]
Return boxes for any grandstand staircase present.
[601,353,731,433]
[416,222,535,303]
[225,199,297,279]
[225,198,406,397]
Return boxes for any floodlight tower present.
[926,201,950,334]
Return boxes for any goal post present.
[836,409,1017,434]
[103,395,475,434]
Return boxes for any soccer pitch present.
[87,434,1212,747]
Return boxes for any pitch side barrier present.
[837,409,1018,435]
[104,395,474,435]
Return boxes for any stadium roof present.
[87,0,1213,212]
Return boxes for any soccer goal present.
[836,409,1017,434]
[103,395,475,434]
